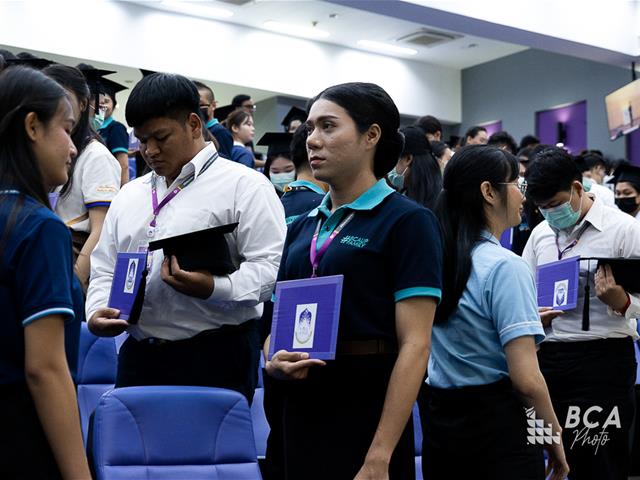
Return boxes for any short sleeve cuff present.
[394,286,441,303]
[210,275,232,301]
[111,147,129,154]
[23,307,75,327]
[85,201,112,208]
[499,321,545,346]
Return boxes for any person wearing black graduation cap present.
[97,77,130,184]
[193,81,233,159]
[85,73,285,401]
[523,147,640,480]
[282,106,307,134]
[610,162,640,219]
[259,131,296,195]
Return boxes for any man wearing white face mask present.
[522,147,640,480]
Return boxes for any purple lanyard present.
[148,152,217,232]
[309,211,355,277]
[555,222,590,260]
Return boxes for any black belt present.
[337,339,397,356]
[137,319,257,346]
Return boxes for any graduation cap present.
[214,104,234,122]
[281,106,307,132]
[76,64,117,96]
[607,163,640,186]
[140,68,157,78]
[5,56,54,70]
[257,132,293,158]
[580,257,640,331]
[100,77,128,101]
[400,126,427,156]
[148,223,239,275]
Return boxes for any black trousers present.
[422,378,545,480]
[0,383,62,480]
[538,337,637,480]
[263,354,415,480]
[116,320,260,403]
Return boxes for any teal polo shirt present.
[281,180,325,225]
[272,179,443,341]
[98,116,129,156]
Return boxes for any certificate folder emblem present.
[108,252,147,324]
[268,275,343,361]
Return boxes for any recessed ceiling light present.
[160,0,233,19]
[357,40,417,56]
[263,20,330,40]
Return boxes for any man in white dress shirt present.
[523,147,640,480]
[86,73,286,400]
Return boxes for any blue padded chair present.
[635,341,640,385]
[77,323,118,446]
[413,402,423,480]
[91,386,262,480]
[250,387,270,459]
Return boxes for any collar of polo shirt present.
[307,179,394,218]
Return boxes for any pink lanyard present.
[309,211,355,277]
[147,152,217,236]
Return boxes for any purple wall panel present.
[535,101,587,154]
[480,120,503,136]
[626,129,640,166]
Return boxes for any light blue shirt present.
[428,231,545,389]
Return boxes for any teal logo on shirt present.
[340,235,369,248]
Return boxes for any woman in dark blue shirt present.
[263,82,442,479]
[0,67,90,479]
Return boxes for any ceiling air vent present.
[217,0,253,5]
[397,28,463,48]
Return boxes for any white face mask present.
[270,170,296,191]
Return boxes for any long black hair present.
[44,64,96,198]
[309,82,403,179]
[435,145,519,323]
[0,66,67,206]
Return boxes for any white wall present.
[0,0,461,122]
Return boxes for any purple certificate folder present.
[536,256,579,311]
[268,275,343,361]
[108,253,147,322]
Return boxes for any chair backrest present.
[413,402,422,456]
[77,323,119,445]
[635,341,640,385]
[250,387,270,459]
[91,386,262,480]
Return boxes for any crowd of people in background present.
[2,49,640,480]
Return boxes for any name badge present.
[268,275,343,360]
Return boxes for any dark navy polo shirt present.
[98,116,129,157]
[231,145,255,168]
[281,180,325,225]
[206,119,234,159]
[274,179,443,342]
[0,191,84,384]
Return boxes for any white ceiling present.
[133,0,528,69]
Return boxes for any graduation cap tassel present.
[582,267,590,331]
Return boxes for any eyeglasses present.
[499,177,527,195]
[242,103,256,112]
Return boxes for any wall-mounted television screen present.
[605,78,640,140]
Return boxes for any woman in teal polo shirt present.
[422,145,569,480]
[0,67,89,479]
[263,82,442,479]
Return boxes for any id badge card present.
[108,252,148,321]
[268,275,343,360]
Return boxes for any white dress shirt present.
[588,181,615,207]
[55,140,121,232]
[86,143,286,340]
[523,195,640,342]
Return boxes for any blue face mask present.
[388,166,407,190]
[539,187,583,230]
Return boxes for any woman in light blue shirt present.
[422,145,569,480]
